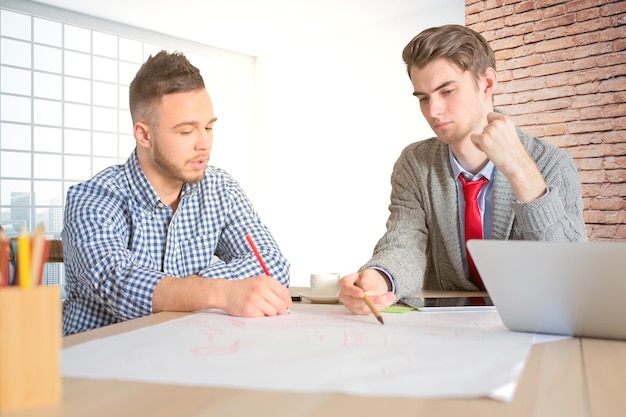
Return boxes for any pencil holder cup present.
[0,285,61,412]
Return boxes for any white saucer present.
[299,292,339,304]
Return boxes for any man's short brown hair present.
[129,50,205,126]
[402,24,496,84]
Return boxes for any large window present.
[0,2,255,285]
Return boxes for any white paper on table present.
[62,303,536,402]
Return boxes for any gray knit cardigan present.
[363,125,588,298]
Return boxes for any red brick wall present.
[466,0,626,241]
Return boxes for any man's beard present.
[153,140,205,184]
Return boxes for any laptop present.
[467,239,626,340]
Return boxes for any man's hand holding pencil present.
[338,269,396,323]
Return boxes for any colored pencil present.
[0,229,8,287]
[17,224,31,289]
[30,223,48,286]
[245,234,271,276]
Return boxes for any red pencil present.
[0,229,8,287]
[245,234,271,276]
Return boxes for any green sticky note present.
[382,306,416,314]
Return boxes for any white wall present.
[254,2,464,287]
[0,0,464,287]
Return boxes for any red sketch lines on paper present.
[191,340,241,356]
[229,318,247,328]
[341,330,389,348]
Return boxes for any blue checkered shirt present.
[62,150,290,335]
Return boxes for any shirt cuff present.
[368,266,397,294]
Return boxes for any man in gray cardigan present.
[339,25,587,316]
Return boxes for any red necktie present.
[459,174,488,290]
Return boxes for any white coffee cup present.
[309,272,340,296]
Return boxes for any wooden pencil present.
[354,282,384,325]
